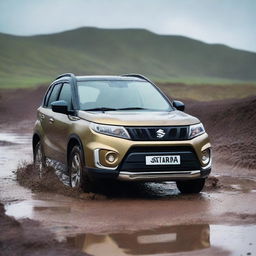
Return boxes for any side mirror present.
[51,100,69,114]
[173,100,185,111]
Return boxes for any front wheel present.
[68,146,92,192]
[176,178,205,194]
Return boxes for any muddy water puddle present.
[5,195,256,255]
[64,224,256,256]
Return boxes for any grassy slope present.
[0,27,256,88]
[158,83,256,101]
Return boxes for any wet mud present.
[3,138,255,255]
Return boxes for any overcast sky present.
[0,0,255,52]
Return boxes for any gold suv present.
[33,73,211,193]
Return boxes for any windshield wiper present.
[116,107,149,110]
[83,107,117,112]
[83,107,149,112]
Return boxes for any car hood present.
[78,110,200,126]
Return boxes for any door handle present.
[49,118,55,124]
[40,114,45,121]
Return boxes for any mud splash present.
[15,161,221,200]
[16,163,106,200]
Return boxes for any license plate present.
[145,155,180,165]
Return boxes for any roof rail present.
[55,73,75,80]
[121,73,152,83]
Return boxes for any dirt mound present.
[186,96,256,142]
[186,96,256,171]
[16,163,106,200]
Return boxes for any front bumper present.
[118,162,211,181]
[118,170,210,181]
[88,166,211,181]
[87,153,212,182]
[84,132,212,182]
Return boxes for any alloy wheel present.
[70,153,81,188]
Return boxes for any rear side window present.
[58,83,72,110]
[46,83,62,108]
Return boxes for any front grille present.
[119,146,200,172]
[126,126,189,141]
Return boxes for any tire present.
[68,145,92,192]
[34,141,46,178]
[176,178,205,194]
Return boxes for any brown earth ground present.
[0,83,256,255]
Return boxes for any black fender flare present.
[66,134,85,164]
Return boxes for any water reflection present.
[67,224,210,256]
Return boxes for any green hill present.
[0,27,256,88]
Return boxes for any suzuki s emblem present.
[156,129,165,138]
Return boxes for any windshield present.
[77,80,172,111]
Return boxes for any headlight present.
[90,123,130,139]
[189,123,205,139]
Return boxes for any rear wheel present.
[68,146,92,192]
[176,178,205,194]
[34,141,45,178]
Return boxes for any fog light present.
[105,152,118,164]
[107,153,115,163]
[201,149,211,165]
